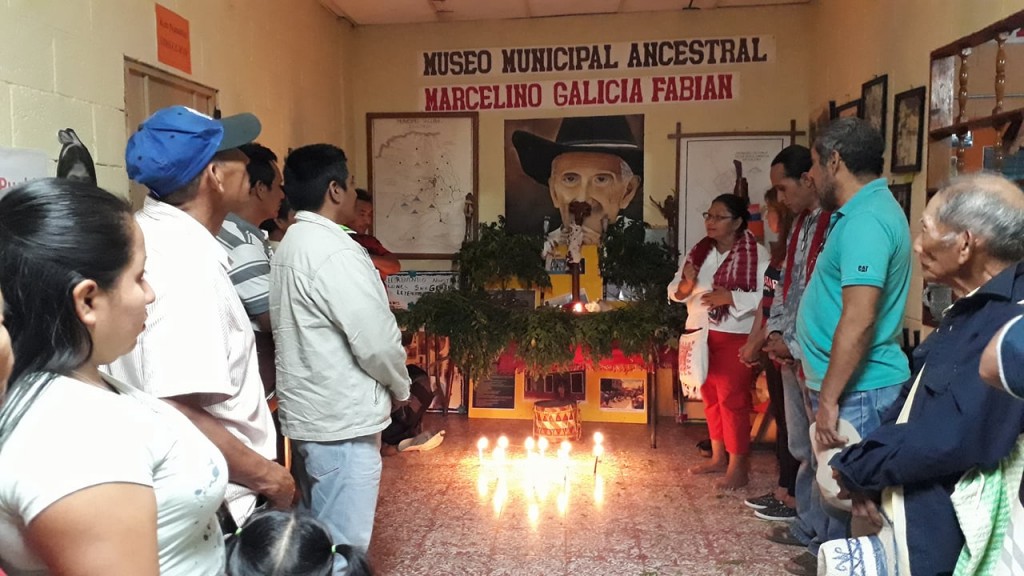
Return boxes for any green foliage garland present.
[396,220,686,383]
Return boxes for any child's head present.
[226,510,373,576]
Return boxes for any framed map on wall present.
[676,135,787,251]
[367,112,479,259]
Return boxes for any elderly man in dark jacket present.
[829,173,1024,575]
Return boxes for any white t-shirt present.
[668,242,769,335]
[0,374,227,575]
[105,198,276,521]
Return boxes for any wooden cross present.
[567,201,592,303]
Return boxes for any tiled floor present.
[370,414,798,575]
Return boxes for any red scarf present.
[782,209,831,300]
[686,229,760,323]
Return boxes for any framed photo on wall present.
[892,87,927,173]
[830,99,861,120]
[367,112,479,259]
[676,135,787,250]
[889,181,911,222]
[860,75,888,142]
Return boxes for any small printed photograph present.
[599,378,645,412]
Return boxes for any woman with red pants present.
[669,193,768,489]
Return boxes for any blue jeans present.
[806,385,902,552]
[780,364,817,550]
[293,433,383,574]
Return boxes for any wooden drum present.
[533,399,582,441]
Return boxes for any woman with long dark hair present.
[669,193,769,489]
[0,179,228,575]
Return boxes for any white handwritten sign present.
[386,271,456,310]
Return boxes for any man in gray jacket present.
[269,143,411,564]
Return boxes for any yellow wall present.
[0,0,353,197]
[808,0,1024,329]
[346,6,813,235]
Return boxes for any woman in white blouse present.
[0,179,228,575]
[669,193,768,489]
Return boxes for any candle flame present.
[497,435,509,449]
[477,437,488,450]
[593,432,604,445]
[560,440,572,454]
[524,436,535,451]
[593,444,604,457]
[537,437,549,452]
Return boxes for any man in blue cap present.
[105,106,295,524]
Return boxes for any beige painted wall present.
[346,6,814,232]
[808,0,1024,328]
[0,0,352,197]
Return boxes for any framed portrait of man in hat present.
[504,115,644,245]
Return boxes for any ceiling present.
[320,0,810,26]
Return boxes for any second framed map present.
[367,112,479,259]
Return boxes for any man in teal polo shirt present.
[787,117,911,575]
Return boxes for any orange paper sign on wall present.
[155,4,191,74]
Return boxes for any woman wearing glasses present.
[669,193,769,489]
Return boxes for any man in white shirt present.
[106,106,294,524]
[270,143,411,558]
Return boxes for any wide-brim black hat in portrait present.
[512,115,644,186]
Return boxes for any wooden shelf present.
[929,107,1024,140]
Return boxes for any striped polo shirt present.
[217,213,273,331]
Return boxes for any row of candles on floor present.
[474,432,606,524]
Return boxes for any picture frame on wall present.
[892,87,927,173]
[366,112,479,259]
[830,99,861,120]
[889,181,911,222]
[860,75,888,142]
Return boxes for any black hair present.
[239,143,279,190]
[813,117,885,178]
[282,144,350,212]
[0,179,134,447]
[355,188,372,203]
[711,193,750,232]
[770,145,812,180]
[277,197,294,220]
[225,510,374,576]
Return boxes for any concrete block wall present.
[0,0,352,198]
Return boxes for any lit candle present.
[560,440,572,455]
[537,437,549,458]
[528,501,540,527]
[497,435,509,450]
[593,431,604,445]
[477,437,489,466]
[524,436,535,458]
[592,443,604,475]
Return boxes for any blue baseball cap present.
[126,106,261,198]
